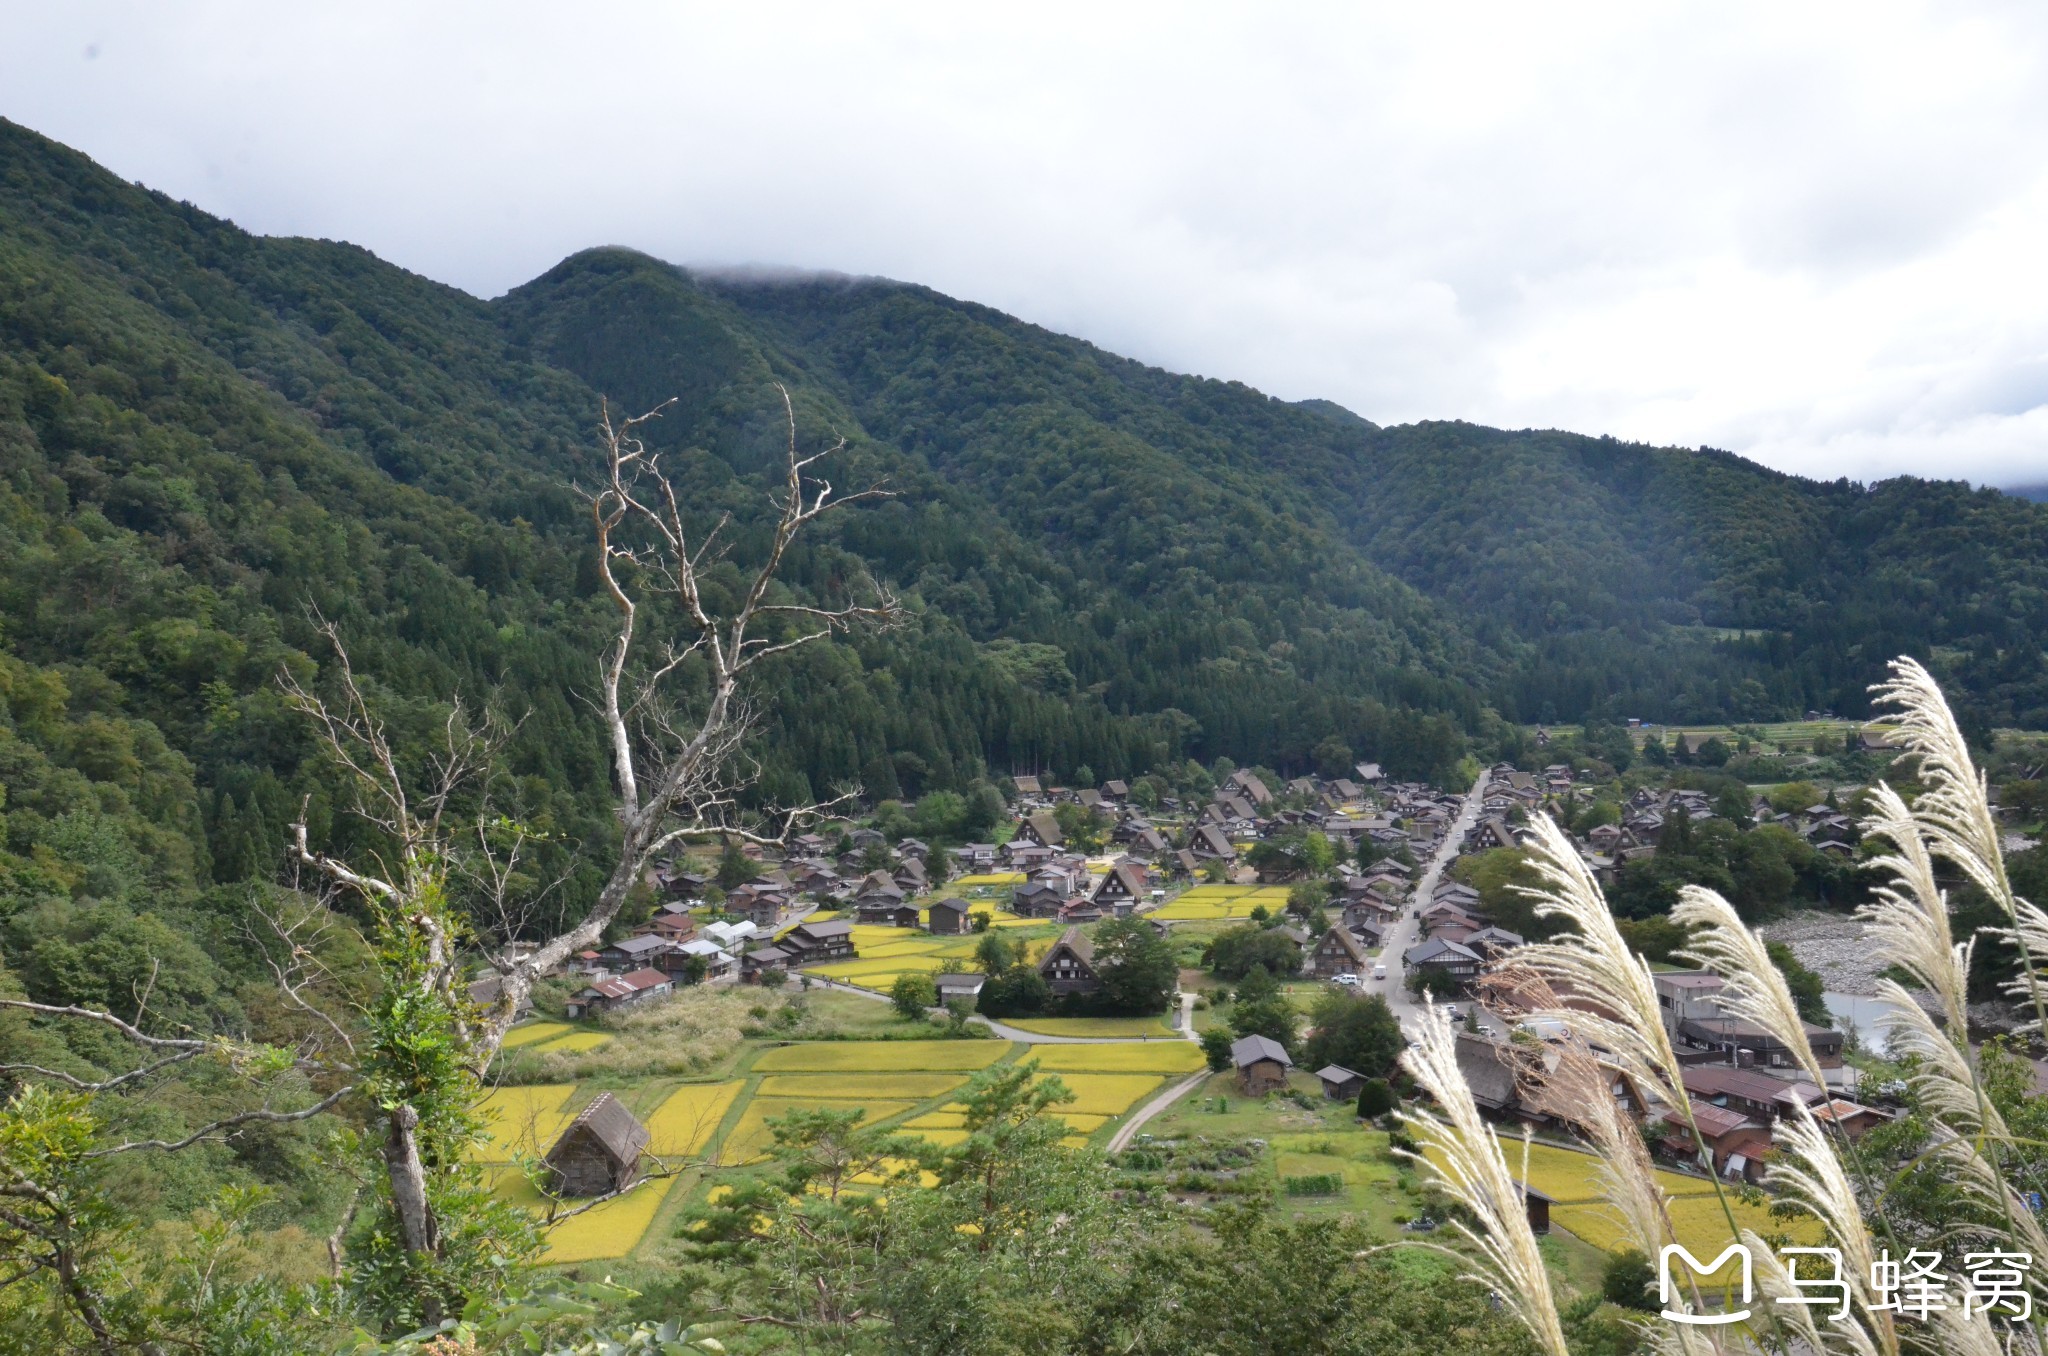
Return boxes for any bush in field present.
[1354,1078,1396,1119]
[1601,1249,1658,1312]
[1201,1028,1234,1072]
[891,973,938,1019]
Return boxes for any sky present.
[5,3,2047,488]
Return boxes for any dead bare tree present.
[277,387,897,1312]
[459,385,900,1044]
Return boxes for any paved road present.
[1380,768,1491,1036]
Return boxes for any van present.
[1371,964,1388,981]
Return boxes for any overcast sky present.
[6,3,2047,487]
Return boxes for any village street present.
[1380,766,1492,1038]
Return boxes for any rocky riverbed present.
[1758,910,1883,995]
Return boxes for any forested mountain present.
[3,113,2047,946]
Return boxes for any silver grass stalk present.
[1755,1105,1895,1356]
[1670,885,1827,1093]
[1398,1002,1571,1356]
[1514,812,1691,1111]
[1872,656,2048,1036]
[1552,1038,1672,1269]
[1745,1236,1880,1356]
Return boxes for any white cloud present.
[4,1,2046,486]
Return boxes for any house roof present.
[1453,1034,1519,1110]
[1315,1064,1362,1084]
[547,1091,649,1168]
[795,919,855,940]
[1406,937,1482,966]
[608,933,671,955]
[1231,1034,1293,1068]
[1026,811,1064,845]
[1040,924,1096,970]
[1665,1099,1759,1139]
[1682,1065,1823,1106]
[1657,971,1726,991]
[933,972,985,989]
[929,896,970,914]
[1319,926,1369,964]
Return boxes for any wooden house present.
[1306,924,1370,979]
[926,896,972,935]
[1231,1034,1293,1094]
[1316,1064,1365,1100]
[934,972,986,1005]
[565,967,671,1018]
[1037,925,1102,997]
[1013,812,1065,850]
[544,1092,649,1197]
[1089,862,1148,916]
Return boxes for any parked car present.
[1332,973,1360,988]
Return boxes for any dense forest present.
[3,113,2048,942]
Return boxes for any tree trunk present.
[382,1103,443,1323]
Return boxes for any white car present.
[1332,973,1361,988]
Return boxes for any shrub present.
[1354,1077,1396,1119]
[1282,1173,1344,1197]
[891,972,938,1019]
[1200,1028,1234,1072]
[1601,1249,1658,1312]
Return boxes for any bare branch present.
[85,1087,352,1157]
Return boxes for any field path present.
[1107,1071,1208,1152]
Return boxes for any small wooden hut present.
[544,1092,650,1197]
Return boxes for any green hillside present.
[3,109,2047,952]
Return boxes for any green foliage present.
[1201,1027,1234,1072]
[1601,1248,1659,1311]
[1355,1077,1397,1119]
[890,972,938,1019]
[1086,916,1178,1016]
[1205,922,1303,980]
[1303,990,1404,1080]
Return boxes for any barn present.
[544,1092,651,1197]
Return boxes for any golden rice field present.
[954,872,1025,886]
[527,1031,613,1055]
[1026,1041,1205,1074]
[644,1081,744,1157]
[492,1168,678,1263]
[721,1096,920,1163]
[1030,1072,1163,1116]
[752,1041,1010,1073]
[756,1072,967,1100]
[999,1015,1180,1040]
[474,1084,577,1161]
[499,1021,571,1049]
[1150,885,1293,921]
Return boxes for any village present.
[469,725,1953,1278]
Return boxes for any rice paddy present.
[644,1081,745,1156]
[491,1168,680,1263]
[999,1015,1181,1040]
[721,1097,922,1163]
[804,922,1029,992]
[752,1041,1009,1072]
[499,1021,572,1049]
[527,1030,613,1054]
[756,1071,968,1100]
[1026,1041,1204,1074]
[1149,884,1293,921]
[1030,1072,1164,1116]
[474,1084,578,1160]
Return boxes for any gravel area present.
[1757,910,1883,995]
